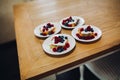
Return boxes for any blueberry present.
[61,39,65,43]
[65,37,68,39]
[91,28,94,32]
[85,29,88,32]
[61,36,64,38]
[64,23,68,26]
[57,48,64,52]
[40,33,42,35]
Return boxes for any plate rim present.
[42,34,76,55]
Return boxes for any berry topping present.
[65,43,70,48]
[80,28,84,31]
[76,26,98,40]
[63,46,67,50]
[95,33,97,36]
[42,28,45,32]
[51,35,70,52]
[62,16,79,27]
[86,26,91,31]
[40,23,55,36]
[53,48,57,52]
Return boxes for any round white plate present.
[60,16,85,29]
[71,25,102,42]
[34,22,61,38]
[42,34,76,55]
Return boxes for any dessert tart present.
[76,25,97,40]
[60,16,85,29]
[50,35,70,52]
[62,16,79,27]
[40,23,55,36]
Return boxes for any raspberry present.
[55,39,59,44]
[69,16,72,20]
[80,28,84,31]
[42,29,45,32]
[76,33,79,37]
[87,25,91,28]
[47,23,51,26]
[95,33,97,36]
[86,26,91,31]
[76,33,82,39]
[49,23,54,27]
[63,46,67,50]
[54,36,61,44]
[53,48,57,52]
[68,24,72,27]
[84,36,89,40]
[45,28,48,31]
[65,43,70,48]
[90,36,95,39]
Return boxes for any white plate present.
[71,25,102,42]
[42,34,76,55]
[34,22,61,38]
[60,16,85,29]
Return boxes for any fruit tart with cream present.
[50,35,70,52]
[62,16,79,27]
[40,23,55,36]
[76,26,97,40]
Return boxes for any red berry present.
[95,33,97,36]
[42,29,45,32]
[85,36,89,40]
[80,28,84,31]
[69,16,72,20]
[55,39,59,44]
[76,33,79,36]
[65,43,70,48]
[87,26,91,28]
[87,36,91,40]
[63,46,67,50]
[53,48,57,52]
[90,36,95,39]
[47,23,51,26]
[46,28,48,31]
[62,21,65,25]
[68,24,72,27]
[76,33,82,39]
[54,36,59,44]
[87,26,91,31]
[63,20,66,23]
[51,24,54,27]
[66,18,69,21]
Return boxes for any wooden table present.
[13,0,120,80]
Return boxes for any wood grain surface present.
[13,0,120,79]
